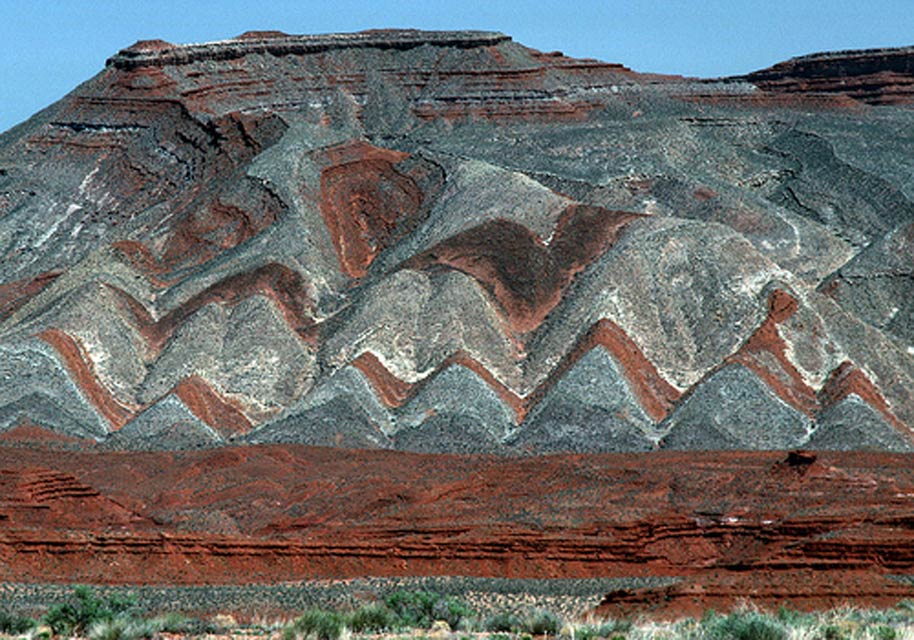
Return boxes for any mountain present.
[1,29,913,453]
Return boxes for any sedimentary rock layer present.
[2,445,914,615]
[0,29,913,452]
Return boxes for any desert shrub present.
[84,612,215,640]
[0,609,35,634]
[700,609,786,640]
[874,626,898,640]
[576,619,631,640]
[896,600,914,615]
[346,602,400,633]
[43,586,139,636]
[485,610,523,633]
[774,606,816,627]
[284,608,346,640]
[384,590,471,629]
[86,617,158,640]
[433,595,475,630]
[146,613,217,635]
[88,617,131,640]
[385,590,438,628]
[520,609,562,636]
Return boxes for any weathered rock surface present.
[0,29,913,453]
[2,446,914,616]
[742,46,914,105]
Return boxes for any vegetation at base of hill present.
[8,586,914,639]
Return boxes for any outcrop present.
[1,29,914,612]
[2,446,914,615]
[2,29,913,452]
[742,46,914,105]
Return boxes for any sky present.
[2,0,913,133]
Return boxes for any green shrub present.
[385,590,438,628]
[820,623,849,640]
[701,610,786,640]
[520,609,561,636]
[384,590,471,629]
[433,596,474,630]
[875,625,897,640]
[88,617,129,640]
[0,609,35,634]
[284,608,346,640]
[485,610,523,633]
[43,586,139,636]
[346,602,400,633]
[142,613,217,636]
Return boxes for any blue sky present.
[2,0,913,133]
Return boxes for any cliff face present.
[743,46,914,104]
[0,29,913,454]
[3,446,914,616]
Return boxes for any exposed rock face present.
[0,29,913,453]
[743,46,914,105]
[2,446,914,616]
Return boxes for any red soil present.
[0,421,93,447]
[2,444,914,616]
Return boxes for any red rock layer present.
[159,195,282,272]
[350,352,413,408]
[0,420,93,447]
[173,376,252,437]
[110,240,171,286]
[409,206,640,334]
[317,141,426,278]
[0,271,61,320]
[745,47,914,105]
[721,290,908,435]
[2,446,914,616]
[95,30,673,129]
[541,319,682,422]
[36,329,135,430]
[112,262,316,353]
[28,96,286,281]
[727,289,819,416]
[352,350,525,420]
[0,465,144,531]
[352,316,681,425]
[820,361,907,431]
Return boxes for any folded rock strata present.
[0,29,912,452]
